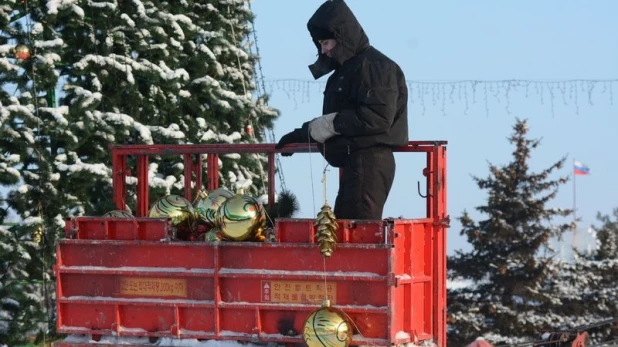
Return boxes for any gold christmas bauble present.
[195,192,230,226]
[102,210,134,218]
[208,187,234,200]
[149,195,196,230]
[14,45,30,60]
[216,193,265,241]
[303,300,353,347]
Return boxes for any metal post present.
[207,154,220,191]
[195,154,203,196]
[112,151,127,211]
[433,145,447,347]
[184,154,193,202]
[137,155,149,217]
[268,153,276,209]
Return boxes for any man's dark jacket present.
[300,0,409,167]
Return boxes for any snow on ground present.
[61,334,434,347]
[64,335,280,346]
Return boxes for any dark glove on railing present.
[275,128,305,157]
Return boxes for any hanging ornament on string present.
[303,299,353,347]
[315,203,337,257]
[33,203,44,244]
[245,122,254,136]
[33,225,43,245]
[14,44,31,60]
[314,166,338,257]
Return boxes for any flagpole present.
[573,160,576,223]
[572,160,577,252]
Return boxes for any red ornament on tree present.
[245,124,254,136]
[14,45,31,60]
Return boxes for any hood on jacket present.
[307,0,370,79]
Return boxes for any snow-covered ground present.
[61,334,434,347]
[64,335,276,346]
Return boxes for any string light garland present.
[247,0,287,192]
[264,79,617,117]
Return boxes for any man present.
[275,0,409,220]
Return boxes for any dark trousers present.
[334,147,396,220]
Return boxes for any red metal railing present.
[110,141,447,217]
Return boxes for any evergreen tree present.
[1,0,67,342]
[593,208,618,260]
[57,0,278,216]
[1,1,277,341]
[447,118,574,346]
[0,224,44,346]
[546,209,618,344]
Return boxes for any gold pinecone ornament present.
[33,225,43,245]
[315,203,338,257]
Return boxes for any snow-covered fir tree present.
[184,1,277,195]
[593,208,618,261]
[1,0,278,342]
[57,0,278,216]
[0,224,45,346]
[1,0,66,343]
[447,118,575,346]
[546,209,618,344]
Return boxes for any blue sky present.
[250,0,618,254]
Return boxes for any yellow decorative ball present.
[216,193,265,241]
[303,300,353,347]
[149,195,196,230]
[208,187,234,200]
[194,188,233,226]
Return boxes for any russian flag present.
[573,161,590,175]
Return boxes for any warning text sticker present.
[118,277,187,297]
[261,280,336,304]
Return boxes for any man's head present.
[307,0,370,79]
[318,39,337,58]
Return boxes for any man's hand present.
[275,129,303,157]
[309,112,339,143]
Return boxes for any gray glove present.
[309,112,339,143]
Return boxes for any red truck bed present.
[53,141,448,347]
